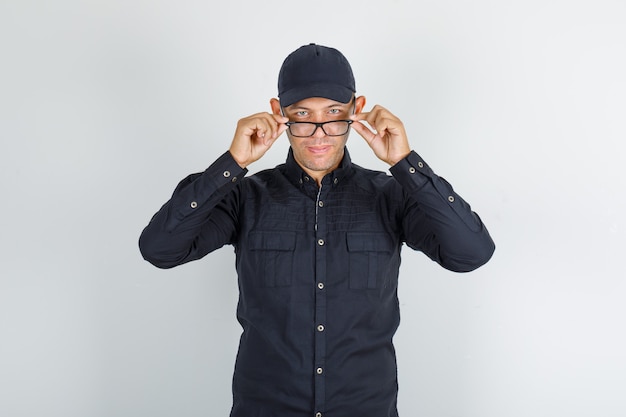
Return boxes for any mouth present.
[306,145,332,154]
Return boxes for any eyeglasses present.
[285,120,353,138]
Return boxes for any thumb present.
[350,120,377,144]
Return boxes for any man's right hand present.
[228,112,288,169]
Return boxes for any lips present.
[307,145,332,154]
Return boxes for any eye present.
[328,108,341,115]
[295,110,308,117]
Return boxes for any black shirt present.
[139,148,495,417]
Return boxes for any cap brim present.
[280,83,354,107]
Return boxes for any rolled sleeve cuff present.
[389,151,434,191]
[165,151,247,230]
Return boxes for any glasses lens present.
[289,123,316,137]
[323,121,350,136]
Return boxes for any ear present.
[270,98,282,116]
[354,95,366,114]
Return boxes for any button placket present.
[313,186,328,413]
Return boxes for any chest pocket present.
[249,231,296,287]
[346,232,395,289]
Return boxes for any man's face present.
[281,97,354,181]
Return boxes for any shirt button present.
[418,161,424,168]
[318,201,324,207]
[317,282,324,290]
[223,170,231,178]
[409,167,416,174]
[316,367,323,375]
[448,195,455,203]
[304,176,310,182]
[316,413,322,417]
[231,176,237,183]
[333,178,338,185]
[190,201,198,209]
[317,324,325,332]
[317,239,325,246]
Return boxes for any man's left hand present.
[350,105,411,166]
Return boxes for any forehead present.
[285,97,350,111]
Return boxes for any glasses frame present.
[281,98,356,138]
[284,120,354,138]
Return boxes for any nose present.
[311,123,327,139]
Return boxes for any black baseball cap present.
[278,43,356,107]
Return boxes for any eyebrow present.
[289,103,349,111]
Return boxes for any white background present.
[1,1,625,416]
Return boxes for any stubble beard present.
[290,135,348,177]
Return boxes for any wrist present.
[387,150,411,167]
[228,149,248,169]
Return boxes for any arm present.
[390,151,495,272]
[138,151,247,269]
[139,111,288,269]
[351,103,495,272]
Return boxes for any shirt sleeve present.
[389,151,495,272]
[138,151,247,269]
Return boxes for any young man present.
[139,43,495,417]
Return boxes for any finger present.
[262,113,289,140]
[350,120,379,144]
[270,114,289,139]
[351,110,384,133]
[259,115,289,146]
[272,113,289,125]
[248,115,278,144]
[350,111,370,121]
[275,122,288,138]
[350,111,378,131]
[367,111,402,140]
[263,124,288,147]
[350,111,375,128]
